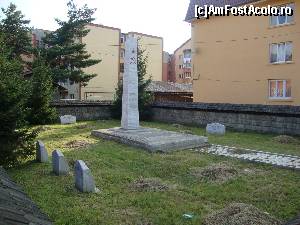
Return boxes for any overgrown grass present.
[8,120,300,225]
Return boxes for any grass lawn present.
[8,120,300,225]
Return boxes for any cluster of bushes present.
[0,0,152,167]
[0,1,99,167]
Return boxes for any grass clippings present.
[203,203,282,225]
[273,135,298,144]
[191,163,238,184]
[130,177,170,192]
[65,140,90,149]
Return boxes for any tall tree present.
[0,36,36,168]
[42,0,100,85]
[0,3,31,60]
[27,57,57,125]
[112,47,153,120]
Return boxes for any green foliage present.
[112,47,153,120]
[42,0,101,85]
[0,38,36,168]
[27,58,57,125]
[7,120,300,225]
[0,3,31,60]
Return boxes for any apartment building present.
[81,24,121,100]
[119,32,163,82]
[186,0,299,105]
[172,39,192,84]
[30,25,163,101]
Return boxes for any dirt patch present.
[191,163,238,184]
[130,178,169,192]
[273,135,298,144]
[203,203,282,225]
[65,140,90,149]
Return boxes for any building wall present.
[173,39,192,84]
[128,32,163,81]
[192,0,300,105]
[81,24,120,100]
[162,51,171,81]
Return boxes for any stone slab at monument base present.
[91,127,208,153]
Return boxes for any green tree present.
[112,47,153,120]
[27,57,57,125]
[0,37,36,168]
[0,3,31,60]
[42,0,100,85]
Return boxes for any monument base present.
[91,127,208,153]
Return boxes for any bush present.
[0,41,37,168]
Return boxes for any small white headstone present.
[52,150,69,175]
[75,160,99,193]
[60,115,76,124]
[206,123,226,135]
[36,140,48,163]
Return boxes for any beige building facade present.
[186,0,299,105]
[81,24,121,100]
[172,39,192,84]
[120,32,163,82]
[82,26,163,101]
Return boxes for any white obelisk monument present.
[121,36,139,130]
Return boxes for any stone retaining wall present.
[151,102,300,135]
[52,101,300,135]
[52,100,112,121]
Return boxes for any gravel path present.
[196,145,300,170]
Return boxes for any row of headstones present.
[36,140,99,193]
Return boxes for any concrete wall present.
[53,101,300,135]
[191,0,300,105]
[81,24,121,101]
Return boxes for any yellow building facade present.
[186,0,299,105]
[81,25,163,100]
[81,24,121,100]
[120,32,163,82]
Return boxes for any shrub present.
[0,40,37,168]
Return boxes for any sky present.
[0,0,191,53]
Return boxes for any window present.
[270,42,292,63]
[120,34,126,43]
[269,80,291,99]
[120,63,124,73]
[179,55,183,60]
[270,3,294,26]
[185,72,191,78]
[120,49,125,58]
[70,94,75,99]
